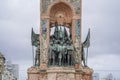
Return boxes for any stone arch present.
[47,1,75,27]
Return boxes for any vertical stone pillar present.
[72,19,75,43]
[79,0,82,69]
[39,73,47,80]
[46,18,50,66]
[40,0,43,69]
[74,18,81,69]
[40,18,48,69]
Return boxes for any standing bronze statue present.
[31,28,40,66]
[35,43,40,66]
[82,28,90,67]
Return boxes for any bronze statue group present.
[31,22,90,67]
[48,23,74,66]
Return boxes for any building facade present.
[2,61,19,80]
[2,67,16,80]
[0,52,5,80]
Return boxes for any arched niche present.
[46,2,76,67]
[48,2,74,27]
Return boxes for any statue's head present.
[55,21,58,26]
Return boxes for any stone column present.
[79,0,82,69]
[73,18,81,69]
[72,19,75,43]
[46,18,50,66]
[40,15,50,69]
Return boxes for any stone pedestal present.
[27,67,93,80]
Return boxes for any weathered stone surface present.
[28,73,39,80]
[75,74,79,80]
[39,73,47,80]
[83,67,94,74]
[47,73,56,80]
[27,66,39,73]
[67,73,75,80]
[27,67,93,80]
[57,73,67,80]
[47,67,75,73]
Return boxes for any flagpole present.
[86,47,88,65]
[32,46,34,66]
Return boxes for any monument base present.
[27,66,93,80]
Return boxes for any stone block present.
[67,73,75,80]
[47,73,56,80]
[57,73,67,80]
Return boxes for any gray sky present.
[0,0,120,79]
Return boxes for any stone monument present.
[27,0,93,80]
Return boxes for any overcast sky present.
[0,0,120,80]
